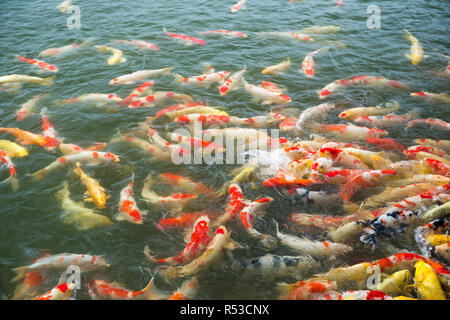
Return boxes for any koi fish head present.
[278,94,291,103]
[104,152,120,162]
[338,110,354,119]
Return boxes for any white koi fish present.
[219,67,246,95]
[16,94,46,121]
[112,39,159,51]
[95,45,127,66]
[262,57,291,75]
[242,79,291,105]
[109,68,173,85]
[0,74,55,86]
[116,174,147,224]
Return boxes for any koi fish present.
[147,126,190,157]
[309,123,388,141]
[56,181,113,231]
[210,184,245,229]
[262,57,291,75]
[0,74,55,86]
[338,103,400,121]
[219,67,246,96]
[278,278,338,300]
[74,162,108,209]
[390,174,450,188]
[16,95,46,121]
[0,150,19,191]
[242,79,291,105]
[40,39,91,57]
[404,29,426,65]
[61,93,122,106]
[109,68,173,85]
[56,0,72,12]
[10,271,46,300]
[288,211,363,230]
[157,173,213,194]
[163,28,206,46]
[128,91,193,108]
[112,39,159,51]
[87,278,167,300]
[231,0,246,13]
[296,103,336,132]
[365,138,406,151]
[116,175,147,224]
[198,30,248,38]
[166,132,225,154]
[318,75,406,99]
[153,103,226,120]
[33,283,75,300]
[420,203,450,222]
[95,45,126,65]
[108,134,171,161]
[301,48,326,78]
[410,91,450,105]
[174,71,230,88]
[168,277,199,300]
[28,151,120,182]
[0,140,28,158]
[259,31,313,42]
[274,221,353,258]
[0,127,46,146]
[159,226,235,280]
[413,261,446,300]
[299,26,341,34]
[340,169,398,201]
[157,212,214,231]
[11,253,110,282]
[341,147,393,169]
[435,244,450,264]
[120,81,154,106]
[40,108,63,150]
[404,145,448,160]
[408,117,450,131]
[144,216,211,265]
[232,254,318,279]
[141,174,197,213]
[414,139,450,154]
[59,142,107,155]
[15,55,58,73]
[263,170,313,187]
[374,269,412,296]
[362,183,433,209]
[353,111,418,129]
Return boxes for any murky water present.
[0,0,449,299]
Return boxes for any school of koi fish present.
[1,0,449,301]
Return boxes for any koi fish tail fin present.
[173,74,185,83]
[28,168,47,183]
[41,75,56,86]
[1,176,19,192]
[340,182,357,202]
[403,29,412,39]
[276,282,297,299]
[55,181,70,201]
[163,67,173,75]
[141,276,169,300]
[201,62,214,74]
[10,266,27,283]
[143,245,160,263]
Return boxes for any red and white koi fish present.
[231,0,247,13]
[163,28,206,46]
[296,103,336,132]
[422,158,450,177]
[338,103,400,121]
[15,55,58,73]
[263,170,313,187]
[301,48,326,78]
[157,212,219,231]
[153,103,226,120]
[219,67,246,96]
[259,31,313,42]
[365,138,406,151]
[318,75,406,99]
[173,113,234,127]
[242,79,291,105]
[157,173,213,194]
[87,278,167,300]
[40,108,62,150]
[340,169,398,201]
[0,127,46,146]
[407,118,450,131]
[167,132,225,154]
[11,271,46,300]
[40,39,91,57]
[159,226,235,280]
[199,30,248,38]
[113,39,159,51]
[260,81,284,93]
[109,134,172,161]
[109,68,173,85]
[289,211,362,230]
[28,151,120,182]
[116,175,147,224]
[0,74,55,86]
[16,94,46,121]
[147,127,190,157]
[210,184,245,228]
[59,142,107,155]
[33,283,75,300]
[405,145,448,160]
[299,26,341,34]
[128,91,193,108]
[353,112,417,128]
[145,216,211,265]
[61,93,122,106]
[278,278,338,300]
[275,221,352,258]
[11,253,110,282]
[411,91,450,105]
[239,197,277,249]
[0,150,18,191]
[414,139,450,154]
[120,81,154,106]
[141,174,197,213]
[262,57,291,75]
[309,123,388,141]
[168,277,199,300]
[174,70,230,88]
[319,147,370,170]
